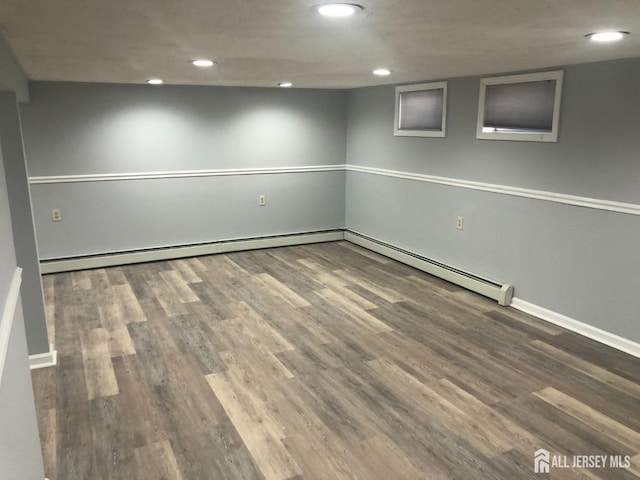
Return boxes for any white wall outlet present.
[456,216,463,230]
[259,195,266,206]
[51,209,62,222]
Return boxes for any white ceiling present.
[1,0,639,89]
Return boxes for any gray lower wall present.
[346,58,640,343]
[32,171,345,259]
[21,83,347,259]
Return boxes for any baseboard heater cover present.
[344,231,514,306]
[40,230,345,274]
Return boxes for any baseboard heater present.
[39,230,344,274]
[344,231,514,306]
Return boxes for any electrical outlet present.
[51,208,62,222]
[456,216,463,230]
[259,195,266,206]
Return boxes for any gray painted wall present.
[346,58,640,343]
[0,142,45,479]
[21,83,347,258]
[0,92,49,355]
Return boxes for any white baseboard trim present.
[511,298,640,359]
[1,268,22,384]
[40,230,346,274]
[29,344,58,370]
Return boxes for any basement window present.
[476,70,563,142]
[394,82,447,137]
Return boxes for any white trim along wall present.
[29,164,640,216]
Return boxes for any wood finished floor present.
[31,241,640,480]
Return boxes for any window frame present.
[476,70,564,143]
[394,81,448,138]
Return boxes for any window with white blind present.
[394,82,447,137]
[476,70,563,142]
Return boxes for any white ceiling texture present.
[0,0,639,88]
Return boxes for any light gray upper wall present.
[347,58,640,204]
[0,92,49,355]
[345,57,640,343]
[23,82,347,175]
[0,33,29,103]
[20,83,347,259]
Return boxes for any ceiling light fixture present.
[278,82,293,88]
[314,3,363,17]
[147,78,163,85]
[372,68,392,76]
[585,31,629,42]
[191,59,215,67]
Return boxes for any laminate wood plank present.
[530,340,640,400]
[262,250,327,294]
[224,301,296,354]
[296,258,351,288]
[127,320,226,433]
[132,440,183,480]
[159,270,200,303]
[499,306,567,336]
[545,333,640,383]
[89,394,132,480]
[312,288,393,334]
[492,343,640,432]
[105,266,128,286]
[184,256,209,272]
[33,243,640,480]
[534,387,640,452]
[168,259,203,284]
[112,283,148,323]
[434,378,540,454]
[365,358,513,457]
[79,328,119,400]
[495,396,635,466]
[187,281,237,319]
[252,272,312,308]
[281,434,358,480]
[98,304,136,357]
[111,354,168,448]
[71,270,92,290]
[165,313,228,374]
[332,268,406,303]
[38,408,57,480]
[55,354,97,479]
[143,272,188,317]
[206,371,302,480]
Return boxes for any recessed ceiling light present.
[372,68,392,76]
[278,82,293,88]
[147,78,163,85]
[314,3,363,17]
[191,59,215,67]
[585,31,629,42]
